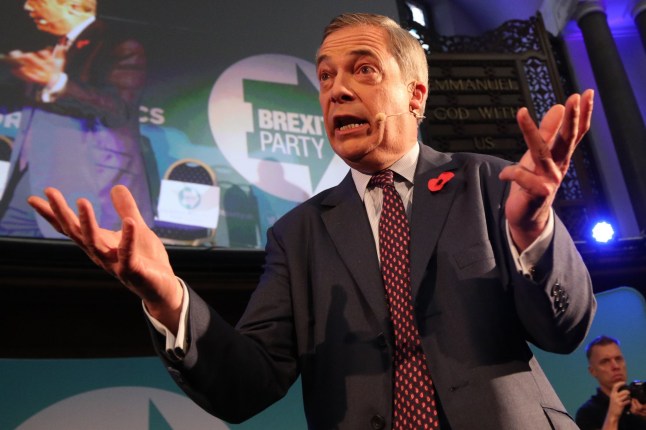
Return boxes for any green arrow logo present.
[149,400,173,429]
[244,65,333,190]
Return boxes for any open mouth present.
[334,115,369,132]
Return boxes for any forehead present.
[28,0,60,8]
[590,343,622,361]
[317,25,391,65]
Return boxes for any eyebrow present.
[316,48,379,67]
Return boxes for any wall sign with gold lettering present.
[424,54,536,161]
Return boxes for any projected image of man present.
[0,0,153,237]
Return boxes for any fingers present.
[118,218,136,265]
[41,187,84,241]
[116,217,141,286]
[9,50,58,85]
[612,381,626,392]
[78,198,111,258]
[631,398,646,416]
[577,89,594,143]
[28,187,148,289]
[550,93,580,166]
[516,90,594,180]
[27,195,64,234]
[562,93,581,147]
[111,185,147,225]
[15,50,53,64]
[550,90,594,160]
[611,382,631,403]
[516,107,562,181]
[499,164,554,199]
[29,189,103,254]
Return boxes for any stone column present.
[575,0,646,233]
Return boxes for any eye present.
[358,65,375,74]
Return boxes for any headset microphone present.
[375,111,409,143]
[375,111,408,123]
[375,110,425,142]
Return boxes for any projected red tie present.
[369,169,439,429]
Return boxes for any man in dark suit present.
[28,13,596,430]
[0,0,152,237]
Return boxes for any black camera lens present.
[628,381,646,404]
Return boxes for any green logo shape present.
[178,186,201,209]
[244,66,333,190]
[149,400,173,430]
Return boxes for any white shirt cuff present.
[506,209,555,279]
[41,72,68,103]
[143,278,190,360]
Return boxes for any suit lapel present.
[65,21,103,76]
[321,173,390,327]
[319,146,463,326]
[410,145,461,298]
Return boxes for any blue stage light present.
[591,221,615,243]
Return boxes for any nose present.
[329,73,354,104]
[24,1,33,11]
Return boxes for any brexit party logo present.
[15,387,229,429]
[178,186,201,209]
[208,54,346,202]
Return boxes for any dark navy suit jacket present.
[154,144,596,430]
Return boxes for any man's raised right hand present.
[28,185,183,333]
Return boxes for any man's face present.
[316,25,421,173]
[24,0,73,36]
[588,343,628,392]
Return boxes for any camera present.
[621,380,646,404]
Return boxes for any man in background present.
[0,0,152,237]
[576,336,646,430]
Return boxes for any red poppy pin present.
[76,39,90,49]
[427,171,455,192]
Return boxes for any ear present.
[588,365,596,378]
[409,81,427,113]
